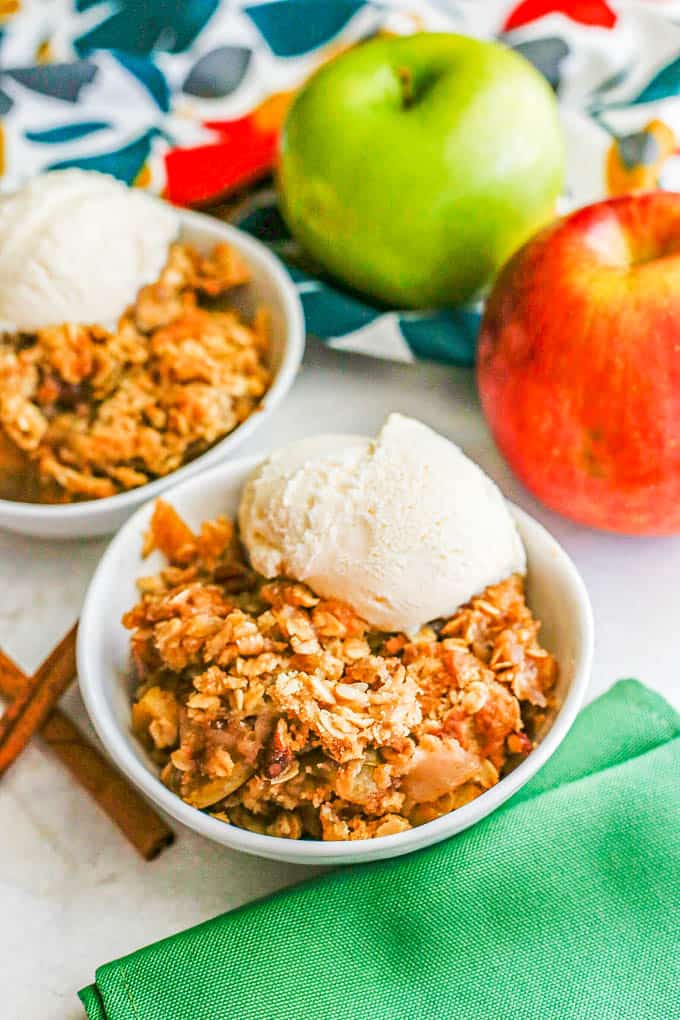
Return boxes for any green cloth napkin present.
[80,680,680,1020]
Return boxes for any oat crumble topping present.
[0,242,270,502]
[126,500,558,841]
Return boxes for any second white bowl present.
[78,455,594,866]
[0,209,305,539]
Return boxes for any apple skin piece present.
[478,192,680,535]
[278,33,564,309]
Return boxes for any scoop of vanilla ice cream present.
[238,414,526,633]
[0,170,178,331]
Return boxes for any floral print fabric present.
[0,0,678,364]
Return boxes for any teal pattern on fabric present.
[25,121,111,143]
[74,0,220,56]
[630,54,680,106]
[48,128,159,184]
[287,266,386,335]
[400,310,480,366]
[110,51,170,111]
[245,0,367,57]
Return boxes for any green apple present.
[279,33,564,308]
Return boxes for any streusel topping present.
[0,242,269,502]
[126,500,558,841]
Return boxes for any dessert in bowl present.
[78,416,593,865]
[0,171,304,539]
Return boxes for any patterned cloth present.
[0,0,679,364]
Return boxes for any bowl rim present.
[0,210,305,522]
[78,455,594,862]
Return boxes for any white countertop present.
[3,340,679,1018]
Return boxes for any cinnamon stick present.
[0,641,174,860]
[0,624,79,775]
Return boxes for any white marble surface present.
[2,340,679,1018]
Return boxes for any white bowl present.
[78,456,594,866]
[0,210,304,539]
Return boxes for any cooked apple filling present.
[126,500,558,841]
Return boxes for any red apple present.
[477,192,680,535]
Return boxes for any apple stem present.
[397,66,414,109]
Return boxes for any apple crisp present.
[126,501,558,841]
[0,242,270,502]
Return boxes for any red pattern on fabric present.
[164,116,278,206]
[503,0,617,31]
